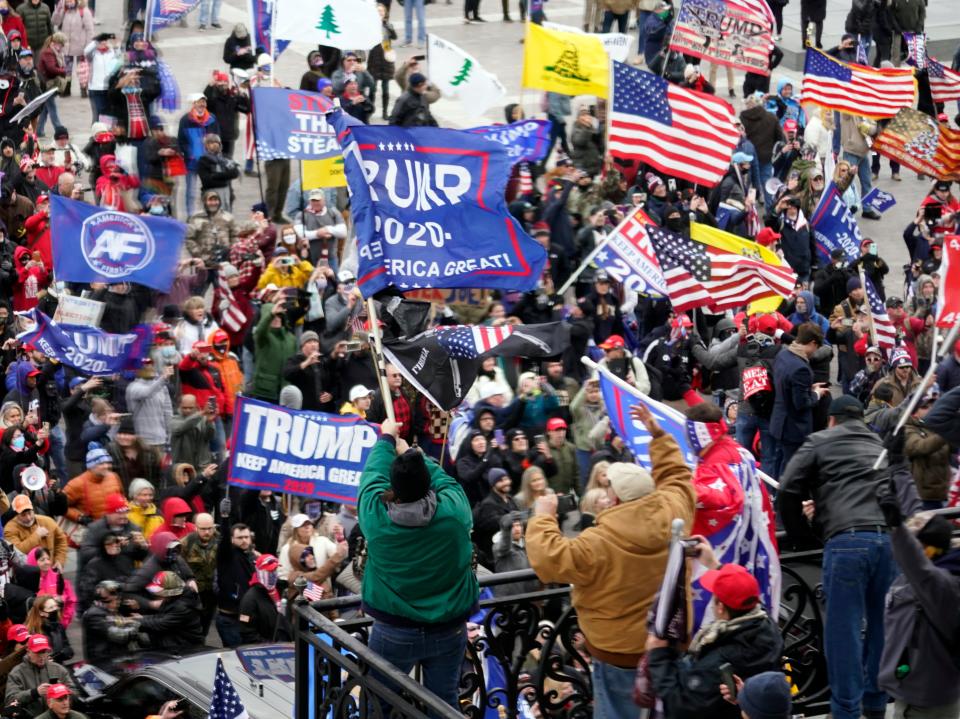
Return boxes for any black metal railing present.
[294,551,827,718]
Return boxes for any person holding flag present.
[525,403,695,718]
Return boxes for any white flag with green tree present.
[427,34,506,117]
[274,0,382,51]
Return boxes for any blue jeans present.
[822,530,895,719]
[735,411,776,477]
[367,621,466,714]
[592,659,637,719]
[216,613,244,648]
[759,161,775,206]
[47,425,68,485]
[38,95,62,136]
[403,0,426,44]
[576,448,592,491]
[844,150,874,205]
[89,90,109,124]
[601,10,627,33]
[185,170,199,216]
[199,0,221,25]
[636,11,653,55]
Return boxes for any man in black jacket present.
[203,72,250,159]
[388,72,437,128]
[138,571,205,651]
[215,504,257,648]
[777,395,895,719]
[282,331,330,411]
[196,134,240,212]
[647,542,783,719]
[81,580,141,666]
[472,468,518,568]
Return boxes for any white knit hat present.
[607,462,654,502]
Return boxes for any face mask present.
[11,435,24,450]
[834,261,843,269]
[0,9,9,15]
[665,217,684,232]
[257,569,278,589]
[161,345,179,360]
[149,205,165,216]
[868,244,878,256]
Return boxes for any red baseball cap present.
[755,227,781,247]
[46,683,71,699]
[599,334,625,350]
[546,417,567,431]
[27,634,51,653]
[6,624,28,643]
[700,564,760,611]
[192,340,213,352]
[755,314,778,336]
[255,554,278,571]
[27,368,42,378]
[105,493,128,514]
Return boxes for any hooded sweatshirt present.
[155,496,196,540]
[12,245,46,311]
[208,329,243,416]
[25,547,77,626]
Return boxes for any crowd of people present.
[0,0,949,718]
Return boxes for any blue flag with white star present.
[210,657,249,719]
[329,110,548,298]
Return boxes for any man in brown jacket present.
[526,404,696,718]
[3,495,68,569]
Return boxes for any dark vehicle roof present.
[73,644,294,718]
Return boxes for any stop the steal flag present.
[50,195,184,292]
[330,110,547,298]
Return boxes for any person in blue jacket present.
[177,92,220,217]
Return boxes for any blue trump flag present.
[862,187,897,215]
[249,0,290,59]
[466,119,552,164]
[251,88,359,162]
[50,195,185,293]
[228,396,380,503]
[330,110,548,298]
[16,309,153,375]
[809,180,862,264]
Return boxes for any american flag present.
[928,57,960,103]
[215,273,247,334]
[210,657,249,719]
[872,108,960,182]
[672,0,775,76]
[149,0,200,31]
[608,62,739,187]
[864,275,897,349]
[159,0,191,11]
[598,369,780,632]
[303,581,325,601]
[645,224,796,313]
[801,48,916,119]
[436,325,514,358]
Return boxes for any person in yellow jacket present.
[256,246,313,291]
[126,478,164,540]
[525,403,696,718]
[207,329,244,419]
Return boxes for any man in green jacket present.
[17,0,52,51]
[251,293,297,402]
[358,418,479,711]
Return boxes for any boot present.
[80,85,88,98]
[61,81,71,97]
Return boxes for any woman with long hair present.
[26,548,76,627]
[51,0,93,97]
[584,460,611,494]
[36,33,68,136]
[515,465,553,510]
[25,593,73,663]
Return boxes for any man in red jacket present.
[23,194,50,270]
[178,340,227,416]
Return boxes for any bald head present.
[195,512,215,541]
[180,395,198,415]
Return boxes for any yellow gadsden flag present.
[690,222,793,314]
[522,23,609,98]
[302,156,346,189]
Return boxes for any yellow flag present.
[690,222,793,314]
[302,156,346,189]
[521,23,609,98]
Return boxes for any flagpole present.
[367,297,396,423]
[581,356,780,489]
[145,0,155,39]
[858,265,877,347]
[556,232,615,295]
[871,317,960,470]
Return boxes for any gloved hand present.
[77,514,91,526]
[219,497,232,518]
[884,429,906,465]
[877,487,902,528]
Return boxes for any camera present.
[556,494,577,514]
[279,256,296,267]
[680,538,701,557]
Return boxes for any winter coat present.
[4,656,73,716]
[52,3,93,57]
[125,376,173,447]
[787,291,830,337]
[388,90,437,128]
[197,151,239,193]
[16,1,52,51]
[800,0,827,22]
[769,346,819,445]
[203,85,249,144]
[366,21,397,81]
[1,15,29,49]
[3,514,67,567]
[169,412,214,470]
[569,122,602,176]
[183,207,236,263]
[251,305,297,403]
[649,608,784,719]
[238,583,291,643]
[493,512,539,596]
[526,434,695,664]
[63,470,123,522]
[12,244,47,311]
[472,491,520,568]
[82,40,121,91]
[222,33,255,71]
[739,105,782,166]
[890,0,924,33]
[845,0,875,35]
[137,592,205,651]
[238,491,285,556]
[879,527,960,708]
[840,113,870,158]
[904,419,951,502]
[126,501,163,540]
[177,110,221,170]
[358,437,479,625]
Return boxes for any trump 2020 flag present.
[428,34,506,117]
[16,309,154,375]
[466,118,552,165]
[252,88,342,162]
[670,0,775,75]
[50,195,184,293]
[594,207,668,297]
[596,365,779,632]
[809,180,863,264]
[330,111,547,298]
[274,0,382,52]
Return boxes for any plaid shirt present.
[392,391,413,442]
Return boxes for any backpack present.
[741,357,775,418]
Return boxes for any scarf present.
[384,490,437,527]
[786,341,810,361]
[189,107,210,125]
[250,570,281,608]
[123,86,148,140]
[688,605,768,655]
